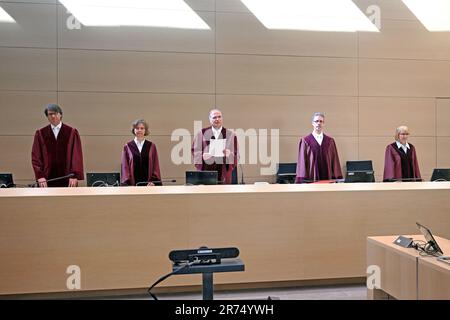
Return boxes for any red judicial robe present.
[31,123,84,187]
[295,133,342,183]
[191,127,238,184]
[121,140,161,186]
[383,142,421,182]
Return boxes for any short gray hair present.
[209,108,222,118]
[311,112,325,121]
[44,104,63,117]
[131,119,149,136]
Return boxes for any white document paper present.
[209,139,226,157]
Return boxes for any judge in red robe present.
[296,112,343,183]
[383,126,421,182]
[121,119,162,186]
[31,104,84,187]
[191,109,238,184]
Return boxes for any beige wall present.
[1,0,450,184]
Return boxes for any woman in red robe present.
[121,119,162,186]
[383,126,421,182]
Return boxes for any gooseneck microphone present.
[29,173,75,187]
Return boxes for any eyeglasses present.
[313,120,324,123]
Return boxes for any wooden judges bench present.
[1,182,450,296]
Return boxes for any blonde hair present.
[395,125,409,141]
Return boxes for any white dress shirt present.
[134,138,145,153]
[312,132,324,146]
[396,140,410,154]
[212,126,223,139]
[51,122,62,139]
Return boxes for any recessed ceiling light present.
[240,0,378,32]
[59,0,210,29]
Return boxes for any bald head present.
[209,109,223,129]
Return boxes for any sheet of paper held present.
[209,139,226,157]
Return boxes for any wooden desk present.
[367,235,450,300]
[1,182,450,295]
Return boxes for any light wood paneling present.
[437,137,450,168]
[58,92,215,135]
[359,19,450,60]
[418,257,450,300]
[359,58,450,97]
[57,6,215,53]
[0,2,56,48]
[1,184,449,294]
[0,91,57,135]
[216,95,358,136]
[437,98,450,137]
[367,237,418,300]
[359,137,436,181]
[216,12,357,57]
[359,97,435,136]
[216,54,357,96]
[0,47,56,90]
[58,49,215,93]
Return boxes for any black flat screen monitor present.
[0,173,14,188]
[346,160,373,172]
[345,171,375,183]
[416,222,444,255]
[430,168,450,182]
[186,171,218,185]
[86,172,120,187]
[276,163,297,184]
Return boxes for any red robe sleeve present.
[68,128,84,180]
[412,146,422,180]
[31,130,45,180]
[121,144,133,186]
[295,138,309,183]
[383,145,396,181]
[149,143,162,185]
[192,130,204,171]
[330,138,343,179]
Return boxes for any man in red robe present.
[191,109,238,184]
[295,112,342,183]
[31,104,84,187]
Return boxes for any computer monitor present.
[86,172,120,187]
[345,171,375,183]
[276,163,297,184]
[186,171,218,185]
[345,160,375,183]
[416,222,444,255]
[0,173,14,188]
[346,160,373,172]
[430,168,450,182]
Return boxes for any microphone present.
[135,179,177,186]
[29,173,75,187]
